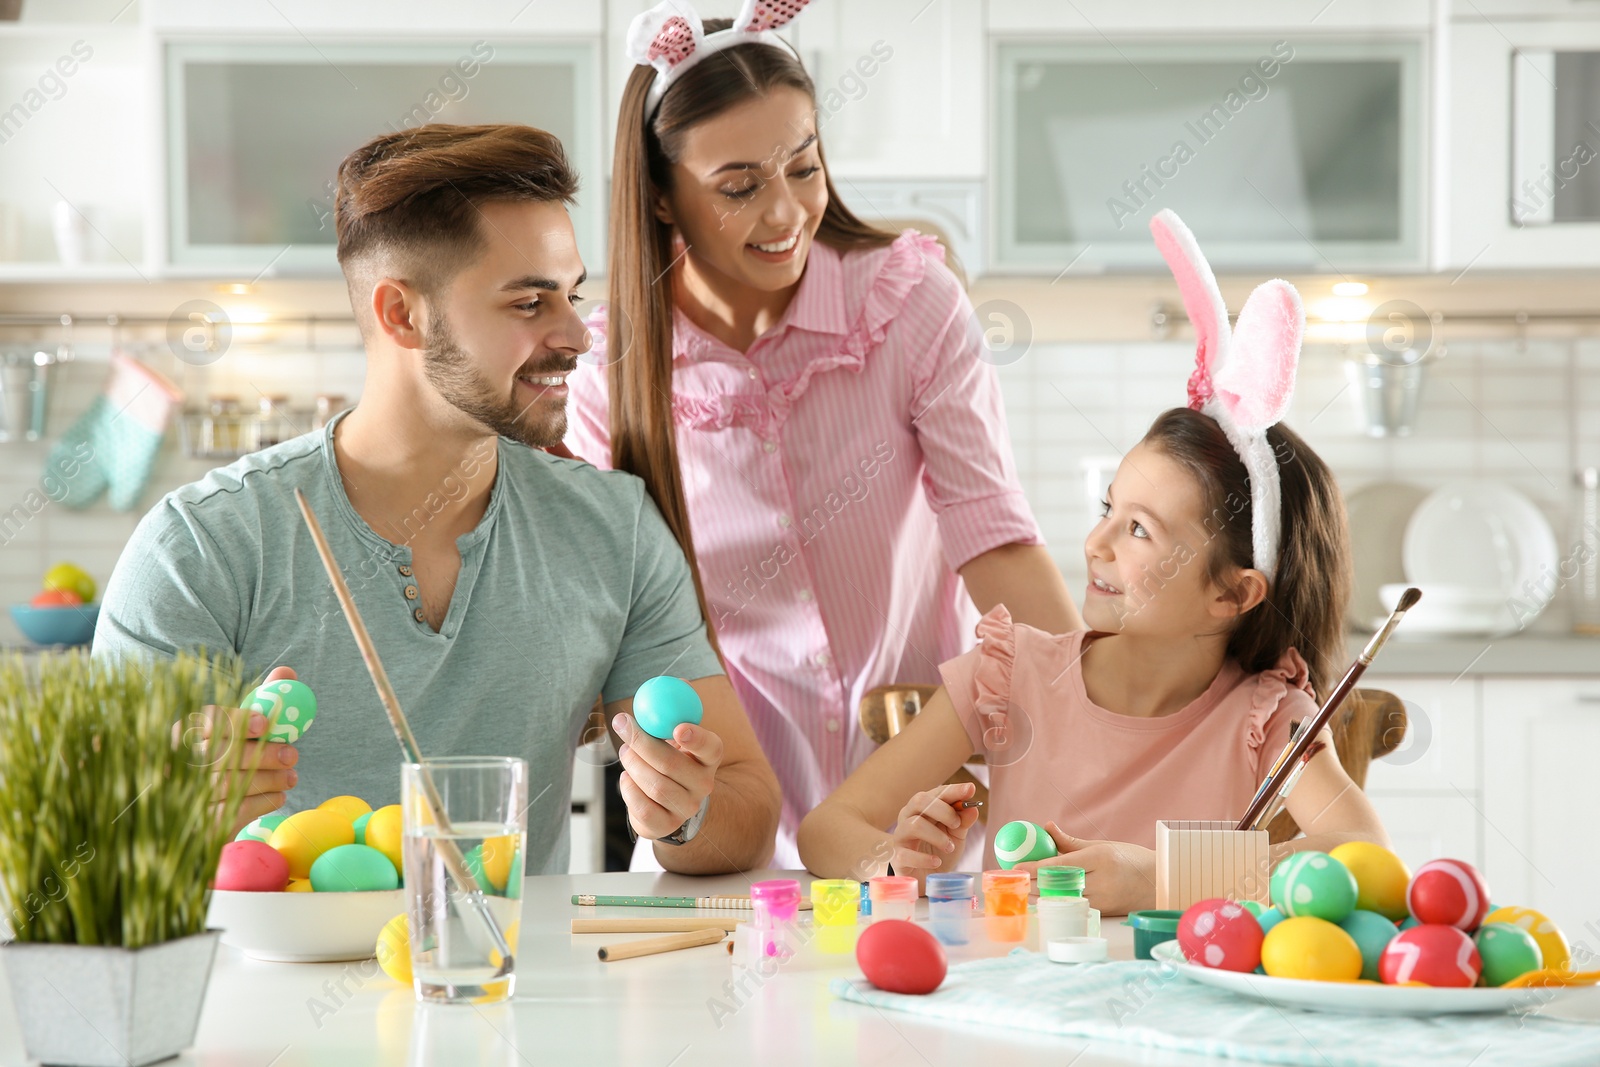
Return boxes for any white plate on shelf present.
[1378,583,1519,638]
[1344,482,1430,629]
[1403,483,1558,606]
[1149,940,1565,1016]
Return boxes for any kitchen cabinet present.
[1367,794,1482,875]
[570,746,606,874]
[1363,674,1482,871]
[987,1,1433,33]
[1449,18,1600,269]
[991,37,1428,272]
[1480,678,1600,941]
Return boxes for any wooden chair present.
[857,684,1409,843]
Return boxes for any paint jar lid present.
[982,869,1031,893]
[926,873,975,900]
[1047,936,1108,964]
[750,878,800,909]
[868,875,918,903]
[1037,866,1085,896]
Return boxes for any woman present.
[566,0,1081,869]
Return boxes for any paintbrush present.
[294,487,512,961]
[1235,587,1422,832]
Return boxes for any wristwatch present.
[658,795,710,846]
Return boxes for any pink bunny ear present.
[735,0,811,33]
[648,16,697,67]
[1212,279,1303,435]
[626,2,705,74]
[1150,209,1230,411]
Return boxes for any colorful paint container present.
[926,873,975,946]
[1037,865,1085,897]
[868,875,918,922]
[982,870,1031,942]
[1126,909,1184,960]
[749,879,801,966]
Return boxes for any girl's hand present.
[888,782,979,878]
[1017,821,1157,915]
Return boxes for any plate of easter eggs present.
[1151,843,1597,1016]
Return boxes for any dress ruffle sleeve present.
[970,604,1019,754]
[1245,646,1315,749]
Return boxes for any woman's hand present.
[888,782,980,878]
[1015,821,1157,915]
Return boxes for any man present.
[95,124,780,875]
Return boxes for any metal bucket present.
[1343,346,1439,437]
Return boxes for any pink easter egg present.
[214,839,290,892]
[1178,897,1265,973]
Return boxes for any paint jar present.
[1087,908,1101,937]
[1037,894,1090,945]
[1037,866,1085,898]
[867,876,917,922]
[982,870,1030,942]
[810,879,860,955]
[925,873,975,945]
[748,879,801,968]
[1126,909,1184,960]
[859,879,872,918]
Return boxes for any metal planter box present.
[1,929,220,1067]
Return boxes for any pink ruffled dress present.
[940,606,1314,867]
[566,231,1043,868]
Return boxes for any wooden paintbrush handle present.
[597,927,727,961]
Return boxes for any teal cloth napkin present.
[829,953,1600,1067]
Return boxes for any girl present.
[566,0,1080,868]
[798,210,1391,913]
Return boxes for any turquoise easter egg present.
[352,810,373,846]
[633,676,703,740]
[309,843,401,892]
[1339,908,1401,981]
[1475,922,1543,987]
[1399,914,1422,931]
[248,679,318,744]
[992,820,1056,869]
[1271,851,1358,923]
[1256,906,1286,936]
[235,812,286,844]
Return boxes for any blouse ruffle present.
[1245,646,1314,749]
[671,230,943,437]
[969,604,1019,755]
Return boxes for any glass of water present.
[401,756,528,1004]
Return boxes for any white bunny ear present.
[626,1,704,74]
[1213,279,1303,435]
[734,0,811,33]
[1150,209,1230,411]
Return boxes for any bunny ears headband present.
[1149,209,1304,581]
[626,0,811,115]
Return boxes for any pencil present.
[572,893,812,910]
[597,927,726,961]
[572,917,744,934]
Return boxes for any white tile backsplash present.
[1,333,1593,645]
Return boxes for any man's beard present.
[421,312,572,449]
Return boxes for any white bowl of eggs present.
[206,796,407,963]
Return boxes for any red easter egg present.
[1406,858,1490,930]
[1379,924,1482,987]
[856,919,947,995]
[215,839,290,892]
[1179,897,1265,973]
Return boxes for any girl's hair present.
[607,21,899,645]
[1141,407,1352,701]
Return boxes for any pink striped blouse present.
[564,231,1043,867]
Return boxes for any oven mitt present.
[43,353,183,511]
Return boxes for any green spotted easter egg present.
[235,812,286,844]
[248,679,318,744]
[1270,851,1357,923]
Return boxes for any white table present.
[0,871,1229,1067]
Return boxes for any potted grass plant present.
[0,649,259,1067]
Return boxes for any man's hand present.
[613,711,720,841]
[1015,821,1157,915]
[180,665,300,835]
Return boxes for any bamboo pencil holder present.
[1155,820,1272,910]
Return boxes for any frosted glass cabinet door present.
[993,39,1426,272]
[165,40,601,273]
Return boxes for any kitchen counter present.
[1348,633,1600,677]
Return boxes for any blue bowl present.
[10,603,100,647]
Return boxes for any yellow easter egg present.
[376,912,412,984]
[285,877,313,892]
[365,804,405,877]
[488,919,521,970]
[269,809,355,880]
[479,835,519,893]
[1329,841,1412,922]
[1484,906,1570,973]
[1261,917,1363,982]
[317,795,373,825]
